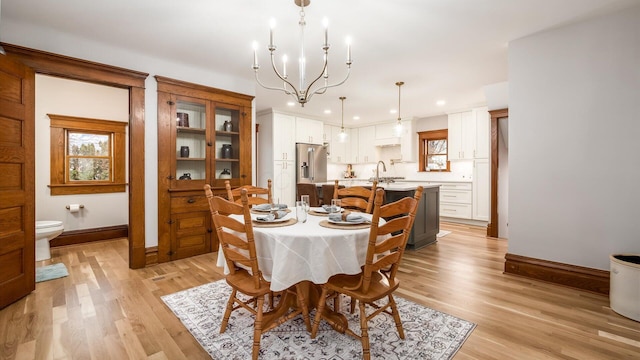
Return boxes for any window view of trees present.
[418,129,450,172]
[427,139,448,171]
[67,132,111,181]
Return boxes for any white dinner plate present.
[254,216,289,223]
[327,218,367,225]
[315,207,343,213]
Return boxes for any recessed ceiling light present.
[436,100,446,106]
[287,101,295,106]
[353,116,360,120]
[389,109,397,114]
[324,109,332,114]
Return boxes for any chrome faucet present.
[375,161,387,182]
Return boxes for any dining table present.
[216,206,387,333]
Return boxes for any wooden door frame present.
[487,108,508,238]
[1,43,149,268]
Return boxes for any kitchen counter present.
[315,180,440,250]
[317,180,441,191]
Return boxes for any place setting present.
[318,200,372,230]
[309,198,343,217]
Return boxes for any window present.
[49,114,127,195]
[418,129,450,172]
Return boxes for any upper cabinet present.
[157,76,253,189]
[357,125,376,163]
[295,117,324,145]
[448,111,475,160]
[399,118,417,162]
[474,107,490,159]
[329,125,349,164]
[448,107,490,161]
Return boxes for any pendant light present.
[338,96,348,142]
[394,81,404,136]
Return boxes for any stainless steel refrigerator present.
[296,143,327,184]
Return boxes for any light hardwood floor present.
[1,223,638,359]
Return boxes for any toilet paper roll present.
[68,204,81,213]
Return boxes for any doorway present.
[1,43,149,268]
[488,108,508,238]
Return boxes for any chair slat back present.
[333,179,378,213]
[225,179,273,207]
[205,185,262,288]
[361,186,423,293]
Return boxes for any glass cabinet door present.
[175,99,207,183]
[213,104,241,185]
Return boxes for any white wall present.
[509,6,640,270]
[5,20,256,247]
[35,75,129,230]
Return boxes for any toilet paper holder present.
[65,204,85,210]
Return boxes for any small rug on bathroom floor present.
[437,230,452,238]
[36,263,69,283]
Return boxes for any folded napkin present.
[328,211,365,223]
[322,204,341,213]
[254,203,271,211]
[254,203,287,211]
[256,210,288,222]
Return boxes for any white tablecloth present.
[216,207,385,291]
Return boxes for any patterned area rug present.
[162,280,475,359]
[36,263,69,283]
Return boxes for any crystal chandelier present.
[252,0,352,107]
[338,96,348,142]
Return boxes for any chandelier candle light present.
[252,0,352,107]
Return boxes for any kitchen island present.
[315,181,440,250]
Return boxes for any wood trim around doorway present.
[1,42,149,269]
[487,108,508,238]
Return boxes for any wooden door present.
[0,55,35,309]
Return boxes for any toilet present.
[35,220,64,261]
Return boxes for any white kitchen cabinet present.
[426,182,473,219]
[257,110,296,205]
[323,124,331,143]
[374,123,400,146]
[295,117,324,145]
[448,111,475,160]
[272,160,295,206]
[473,158,490,221]
[399,118,416,162]
[348,127,359,163]
[330,125,348,163]
[357,125,376,163]
[474,107,490,159]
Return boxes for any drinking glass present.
[300,195,310,213]
[330,199,342,214]
[296,201,307,223]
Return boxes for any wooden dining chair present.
[296,182,321,206]
[333,179,378,213]
[311,186,423,360]
[204,185,311,360]
[225,179,272,207]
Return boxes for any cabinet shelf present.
[177,157,206,161]
[216,158,240,162]
[177,126,205,134]
[215,130,239,136]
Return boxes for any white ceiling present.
[2,0,638,126]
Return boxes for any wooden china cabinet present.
[156,76,253,262]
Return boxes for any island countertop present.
[315,180,440,191]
